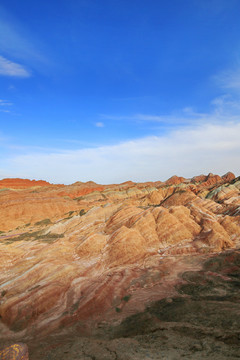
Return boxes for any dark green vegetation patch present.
[1,230,63,244]
[35,218,52,226]
[79,209,86,216]
[122,294,131,302]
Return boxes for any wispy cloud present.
[95,122,104,128]
[0,98,13,113]
[214,67,240,91]
[0,8,34,61]
[0,99,12,105]
[0,5,48,75]
[100,99,239,126]
[0,58,239,183]
[2,122,239,184]
[102,66,240,127]
[0,55,30,77]
[100,113,168,122]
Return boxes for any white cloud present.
[95,122,104,127]
[0,55,30,77]
[0,64,239,184]
[2,122,240,184]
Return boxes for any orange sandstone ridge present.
[0,172,239,359]
[0,178,56,189]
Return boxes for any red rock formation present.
[161,189,196,207]
[191,172,235,187]
[191,174,208,183]
[57,181,105,199]
[221,171,235,183]
[0,190,79,231]
[0,173,239,342]
[201,173,222,187]
[165,175,186,186]
[0,178,54,189]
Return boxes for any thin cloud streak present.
[3,122,240,184]
[0,5,49,75]
[102,73,240,126]
[0,8,35,61]
[0,99,13,106]
[0,99,13,113]
[0,55,30,77]
[100,105,239,126]
[0,5,46,63]
[100,113,169,122]
[214,67,240,91]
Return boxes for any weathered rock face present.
[0,173,239,359]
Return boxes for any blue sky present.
[0,0,240,184]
